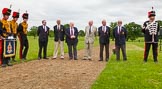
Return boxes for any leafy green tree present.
[157,20,162,39]
[110,22,117,41]
[49,30,54,37]
[28,26,38,39]
[124,22,142,41]
[157,20,162,26]
[64,24,70,30]
[79,30,85,37]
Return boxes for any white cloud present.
[0,0,161,30]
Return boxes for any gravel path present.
[0,45,113,89]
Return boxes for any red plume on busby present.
[12,12,19,18]
[2,8,11,16]
[148,7,156,18]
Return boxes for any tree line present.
[28,20,162,41]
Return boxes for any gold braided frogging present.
[21,22,28,34]
[0,19,11,37]
[10,20,18,35]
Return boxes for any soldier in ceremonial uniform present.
[142,7,160,63]
[17,12,29,60]
[0,7,13,67]
[10,11,19,62]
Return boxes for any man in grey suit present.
[83,20,97,60]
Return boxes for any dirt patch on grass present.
[0,45,113,89]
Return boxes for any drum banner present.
[4,39,15,58]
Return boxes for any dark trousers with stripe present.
[22,39,29,59]
[19,37,29,59]
[144,43,158,62]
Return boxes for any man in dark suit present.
[65,22,78,60]
[113,20,127,61]
[37,20,50,60]
[98,20,110,62]
[53,19,65,59]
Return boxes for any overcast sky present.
[0,0,162,30]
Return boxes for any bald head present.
[56,19,61,25]
[118,20,122,26]
[42,20,47,26]
[102,19,106,26]
[70,22,74,28]
[89,20,93,26]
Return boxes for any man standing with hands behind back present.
[37,20,50,60]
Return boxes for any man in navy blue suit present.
[98,20,110,62]
[53,19,65,59]
[65,22,78,60]
[113,20,127,61]
[37,20,50,60]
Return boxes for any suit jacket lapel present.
[68,28,71,35]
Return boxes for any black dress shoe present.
[69,57,73,60]
[105,59,109,62]
[44,57,49,59]
[7,63,13,66]
[154,60,158,63]
[99,59,103,61]
[82,58,87,60]
[22,58,26,60]
[123,59,127,61]
[74,58,78,60]
[144,60,147,63]
[88,59,92,61]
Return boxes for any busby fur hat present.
[12,12,19,18]
[148,7,156,18]
[22,13,29,19]
[2,8,11,16]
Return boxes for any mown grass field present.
[91,40,162,89]
[14,36,99,63]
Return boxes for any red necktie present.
[71,28,74,36]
